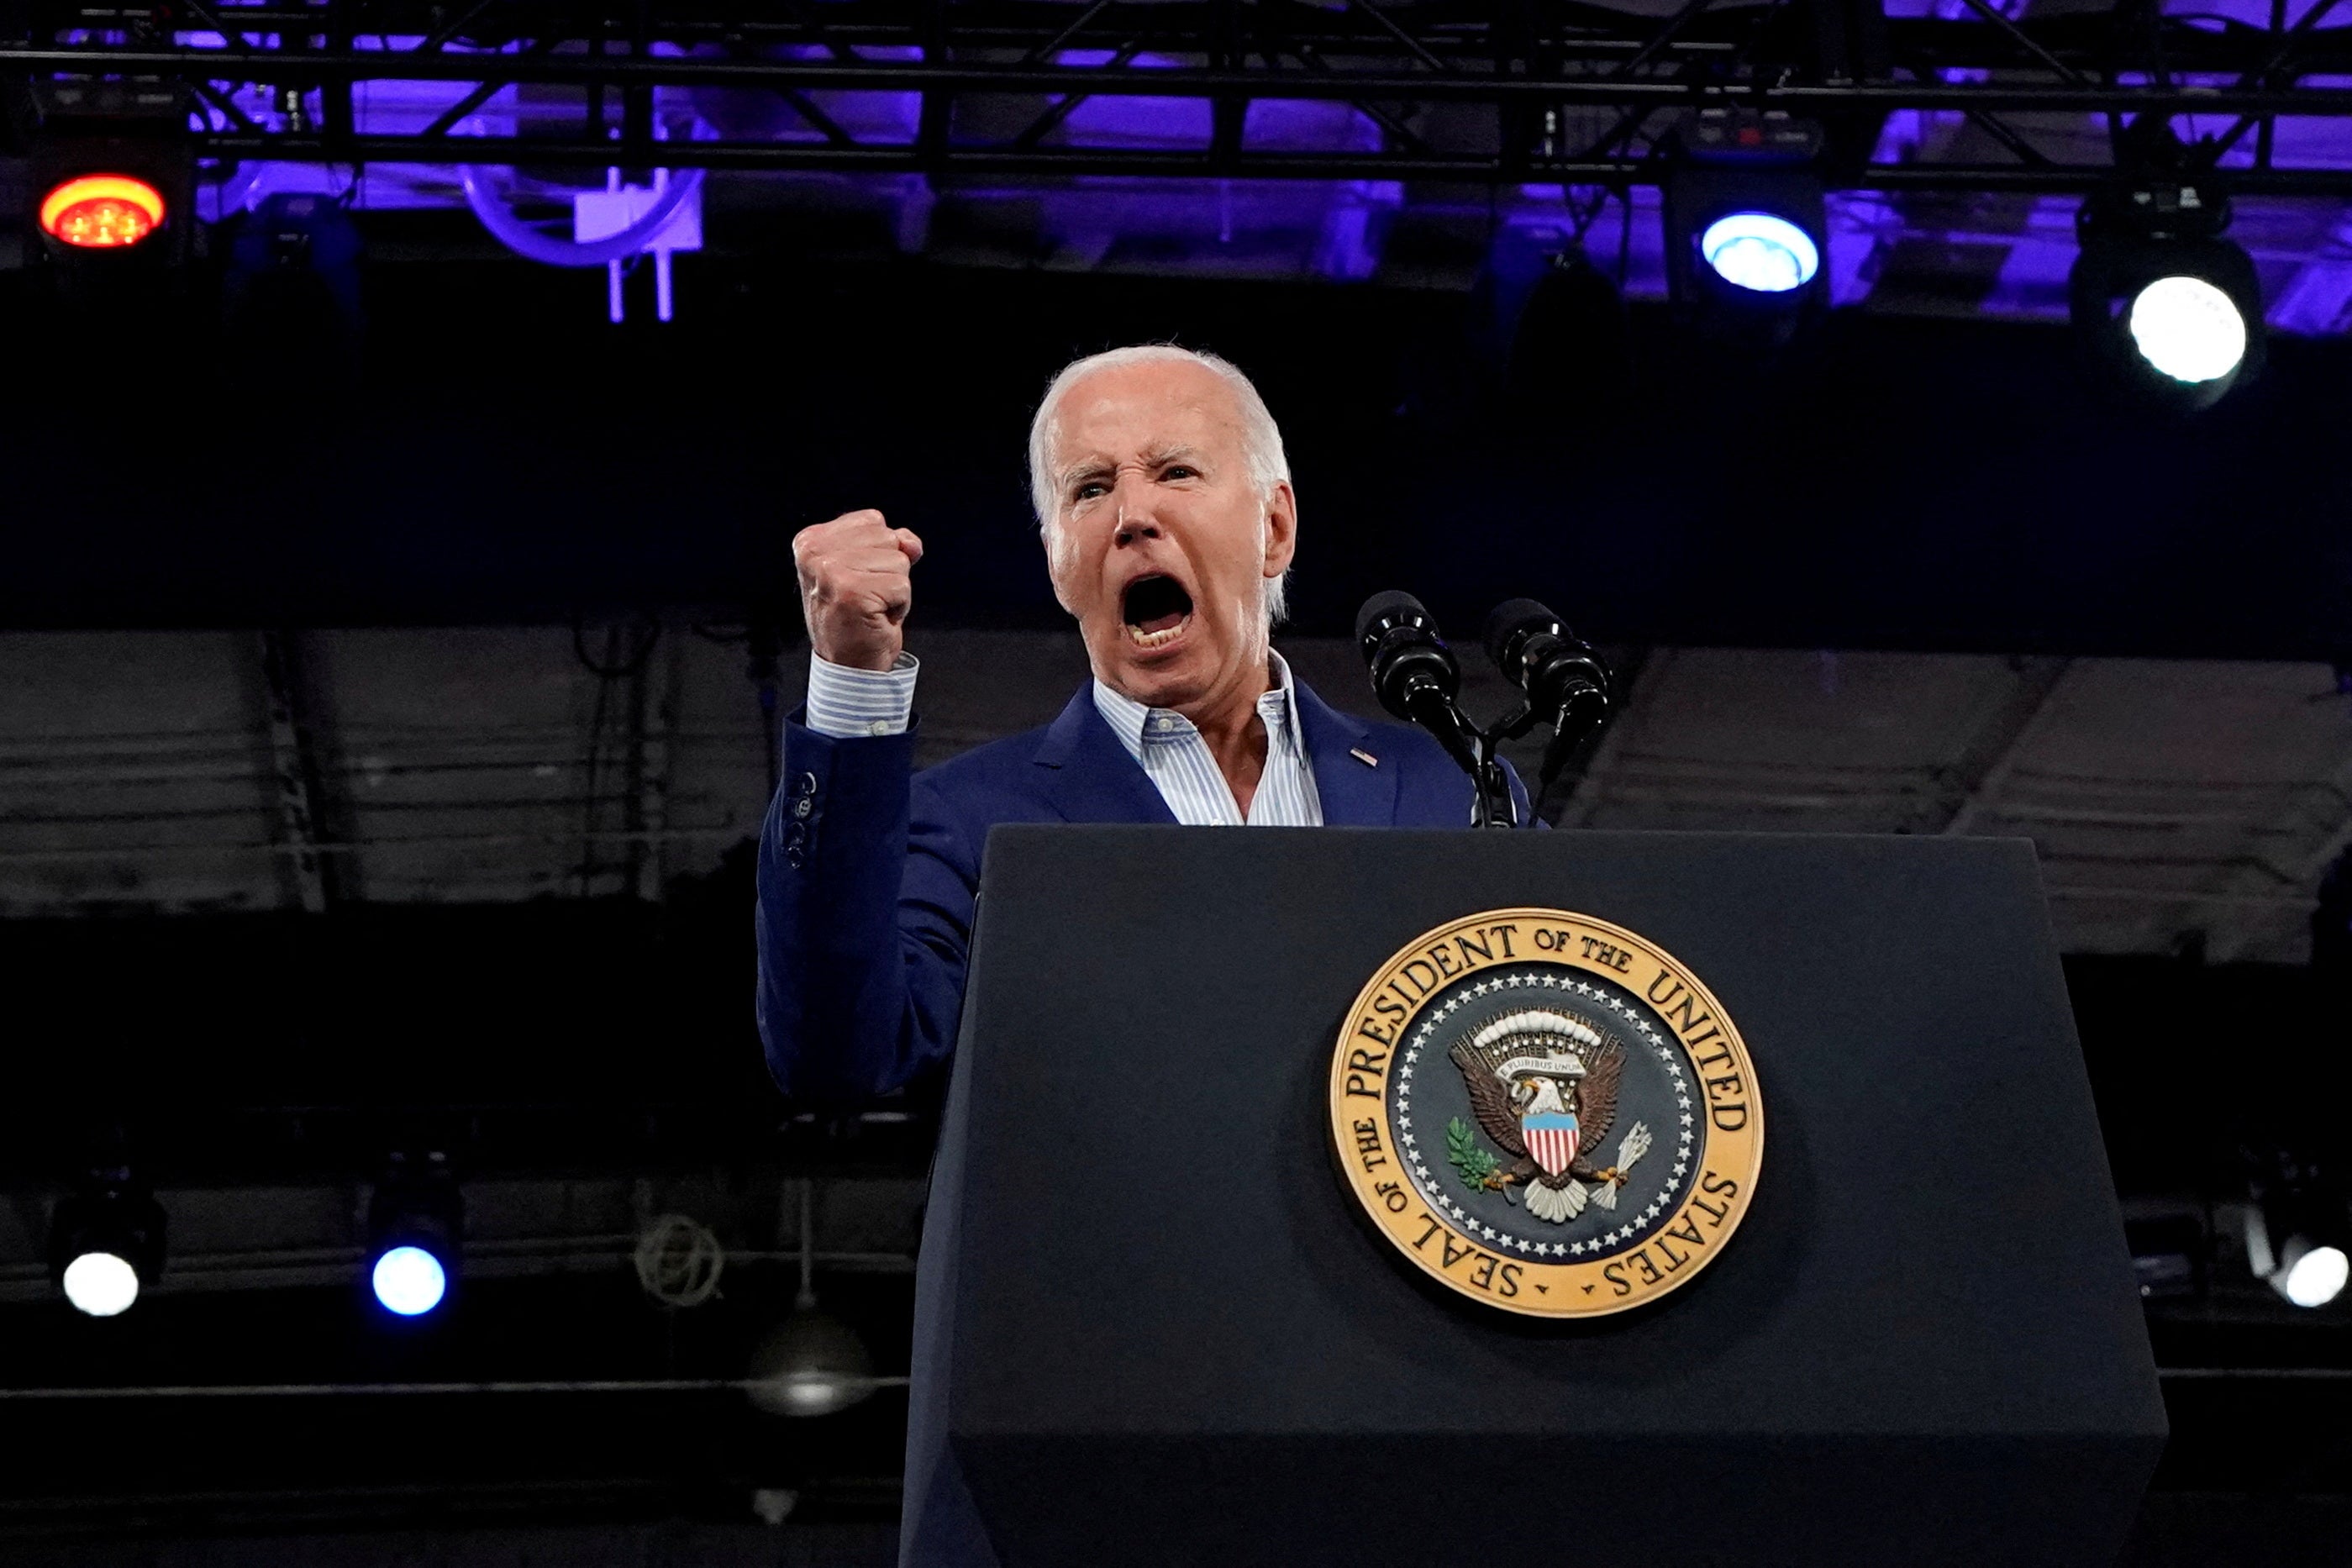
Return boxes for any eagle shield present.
[1523,1112,1580,1178]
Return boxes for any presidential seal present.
[1328,909,1763,1318]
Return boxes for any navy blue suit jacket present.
[755,675,1530,1102]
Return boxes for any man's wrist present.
[804,650,919,739]
[812,639,904,673]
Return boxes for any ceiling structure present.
[13,0,2352,328]
[4,627,2347,960]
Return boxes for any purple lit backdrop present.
[176,0,2352,334]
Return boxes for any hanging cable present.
[458,162,702,269]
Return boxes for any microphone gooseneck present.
[1355,592,1511,825]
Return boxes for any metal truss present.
[15,0,2352,192]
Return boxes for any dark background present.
[3,239,2349,1564]
[8,242,2352,660]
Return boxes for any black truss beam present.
[31,46,2352,113]
[24,5,2352,71]
[19,0,2352,193]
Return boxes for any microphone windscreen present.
[1483,597,1559,671]
[1355,590,1431,655]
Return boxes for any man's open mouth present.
[1121,574,1193,650]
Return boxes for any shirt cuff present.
[804,650,919,738]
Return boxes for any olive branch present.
[1446,1116,1500,1193]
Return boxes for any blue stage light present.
[371,1244,449,1317]
[1662,112,1828,350]
[366,1151,461,1321]
[1699,213,1820,294]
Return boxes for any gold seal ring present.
[1329,908,1763,1318]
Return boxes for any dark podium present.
[904,828,2166,1568]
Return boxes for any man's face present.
[1041,360,1297,713]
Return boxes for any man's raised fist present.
[793,509,923,672]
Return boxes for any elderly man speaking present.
[757,344,1530,1102]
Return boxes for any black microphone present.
[1483,598,1612,735]
[1355,591,1480,777]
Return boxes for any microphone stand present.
[1469,705,1533,830]
[1529,681,1613,823]
[1450,688,1613,830]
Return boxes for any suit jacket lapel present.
[1032,686,1177,824]
[1296,679,1401,828]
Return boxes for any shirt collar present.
[1092,650,1306,766]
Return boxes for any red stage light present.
[39,175,166,249]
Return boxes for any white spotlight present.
[2275,1238,2349,1310]
[1699,213,1820,294]
[61,1250,140,1318]
[371,1244,449,1317]
[2127,275,2249,385]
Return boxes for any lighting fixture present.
[371,1244,449,1317]
[748,1181,874,1417]
[2243,1150,2349,1310]
[366,1151,461,1320]
[2271,1235,2349,1310]
[21,81,193,283]
[1663,109,1828,347]
[49,1170,166,1318]
[1501,246,1634,428]
[2069,132,2264,409]
[1699,213,1820,294]
[39,174,166,250]
[2125,275,2247,385]
[221,193,367,396]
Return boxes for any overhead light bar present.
[2070,130,2265,409]
[49,1171,166,1318]
[366,1152,461,1321]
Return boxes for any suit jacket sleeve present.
[755,710,977,1102]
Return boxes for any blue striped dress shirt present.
[804,649,1325,826]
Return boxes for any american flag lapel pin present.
[1350,748,1379,768]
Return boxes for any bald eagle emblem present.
[1448,1009,1655,1224]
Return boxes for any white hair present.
[1026,344,1292,624]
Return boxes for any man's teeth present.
[1123,615,1190,649]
